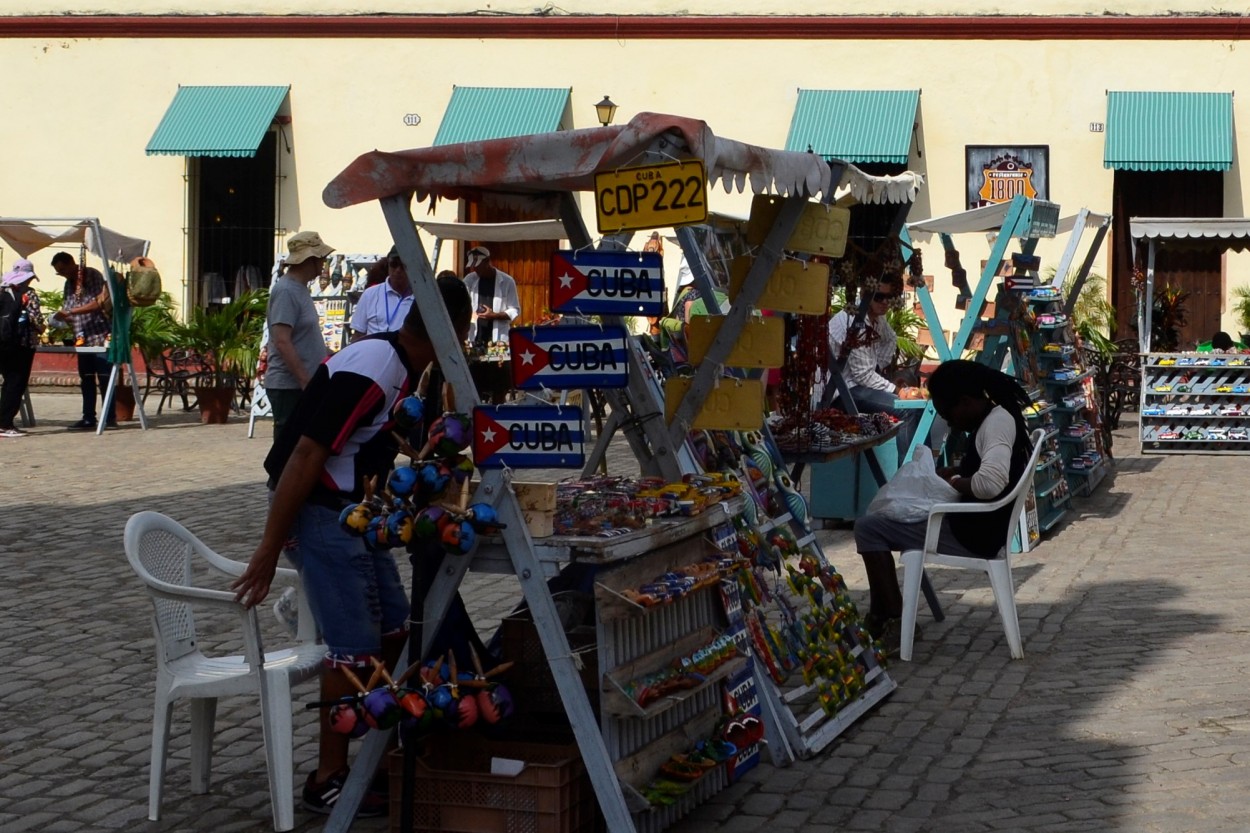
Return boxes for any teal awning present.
[146,85,289,157]
[433,86,571,146]
[785,89,920,164]
[1104,91,1233,171]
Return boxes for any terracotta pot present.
[114,384,136,422]
[194,385,234,424]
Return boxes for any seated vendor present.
[827,274,924,453]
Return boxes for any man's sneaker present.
[0,427,25,438]
[66,419,96,431]
[302,767,388,817]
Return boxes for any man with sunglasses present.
[350,246,414,340]
[827,275,924,452]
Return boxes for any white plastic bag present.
[865,449,961,523]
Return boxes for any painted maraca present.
[388,465,419,499]
[440,519,476,556]
[425,412,472,458]
[445,652,478,729]
[467,646,516,724]
[328,700,369,738]
[386,509,414,547]
[414,505,449,539]
[414,461,452,501]
[373,658,428,731]
[465,503,505,533]
[342,665,402,731]
[393,394,425,433]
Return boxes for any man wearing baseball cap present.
[464,246,520,403]
[0,259,46,437]
[266,231,333,439]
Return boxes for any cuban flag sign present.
[550,250,665,316]
[509,325,630,390]
[472,405,586,469]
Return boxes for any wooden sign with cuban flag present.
[550,250,665,316]
[472,405,585,469]
[509,325,630,390]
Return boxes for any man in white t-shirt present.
[827,276,924,452]
[349,247,413,340]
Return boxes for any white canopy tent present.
[0,216,151,434]
[1129,217,1250,353]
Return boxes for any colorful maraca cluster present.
[318,649,515,737]
[337,398,504,556]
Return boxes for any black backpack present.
[0,287,26,349]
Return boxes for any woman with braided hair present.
[854,360,1033,653]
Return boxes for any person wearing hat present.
[0,259,46,437]
[464,245,519,403]
[266,231,333,439]
[349,246,413,341]
[51,251,114,430]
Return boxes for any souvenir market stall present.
[1132,217,1250,454]
[314,112,922,833]
[0,217,151,435]
[902,196,1112,546]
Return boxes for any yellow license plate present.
[686,314,785,368]
[595,161,708,234]
[665,376,764,431]
[745,194,850,257]
[729,256,831,315]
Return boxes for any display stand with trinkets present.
[317,116,929,833]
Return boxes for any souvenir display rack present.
[319,120,922,833]
[1139,353,1250,453]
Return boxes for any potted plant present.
[1230,285,1250,345]
[171,290,267,424]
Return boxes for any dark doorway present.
[1110,169,1223,348]
[193,131,277,307]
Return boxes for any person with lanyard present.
[349,246,413,340]
[51,251,115,431]
[464,245,519,404]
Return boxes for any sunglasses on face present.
[872,292,901,302]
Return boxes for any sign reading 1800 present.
[594,160,708,233]
[550,250,665,316]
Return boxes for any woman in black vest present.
[855,360,1032,652]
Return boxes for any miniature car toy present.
[1236,385,1250,394]
[1215,385,1234,393]
[1189,405,1214,416]
[1184,428,1206,440]
[1029,286,1061,299]
[1218,405,1241,416]
[1068,458,1088,470]
[1230,358,1248,366]
[1176,384,1191,393]
[1206,428,1229,441]
[1158,430,1182,440]
[1165,405,1189,416]
[1142,406,1167,416]
[1159,358,1177,366]
[1051,368,1076,381]
[1153,384,1173,392]
[1210,358,1227,366]
[1230,428,1249,440]
[1042,343,1063,353]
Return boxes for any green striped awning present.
[1104,91,1234,171]
[785,89,920,164]
[146,85,289,157]
[433,86,571,146]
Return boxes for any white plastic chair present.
[899,428,1046,661]
[124,510,323,831]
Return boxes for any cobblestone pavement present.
[1,392,1246,833]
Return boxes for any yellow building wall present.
[3,29,1250,332]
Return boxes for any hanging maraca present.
[444,651,477,729]
[467,645,516,725]
[339,475,383,535]
[421,412,472,459]
[373,658,429,731]
[340,665,403,731]
[392,394,425,435]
